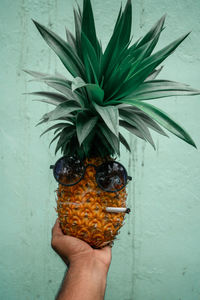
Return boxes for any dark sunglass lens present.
[54,157,84,185]
[96,161,127,192]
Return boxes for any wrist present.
[57,256,108,300]
[70,254,109,278]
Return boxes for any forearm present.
[56,258,108,300]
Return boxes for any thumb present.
[52,219,63,238]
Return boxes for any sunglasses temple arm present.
[50,165,54,169]
[127,176,132,181]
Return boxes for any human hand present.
[52,219,112,300]
[51,219,112,272]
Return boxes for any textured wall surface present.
[1,0,200,299]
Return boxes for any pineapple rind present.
[56,157,127,248]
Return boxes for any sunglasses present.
[50,156,132,193]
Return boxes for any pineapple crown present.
[25,0,199,159]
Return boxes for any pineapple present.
[56,157,128,248]
[25,0,199,248]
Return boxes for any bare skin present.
[51,219,112,300]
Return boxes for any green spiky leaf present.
[32,20,84,78]
[119,105,168,136]
[145,66,163,81]
[82,0,101,57]
[137,15,166,48]
[55,127,76,155]
[72,77,104,104]
[49,131,62,148]
[26,91,70,106]
[98,123,120,155]
[42,100,81,122]
[76,112,98,145]
[66,29,77,53]
[93,103,119,137]
[119,132,131,152]
[102,0,132,78]
[82,130,96,156]
[73,7,82,58]
[119,99,196,147]
[81,32,100,83]
[124,80,200,101]
[40,123,72,137]
[114,33,190,99]
[119,109,156,149]
[26,1,199,158]
[119,120,146,141]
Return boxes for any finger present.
[52,218,63,237]
[51,220,64,252]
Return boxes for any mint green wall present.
[1,0,200,299]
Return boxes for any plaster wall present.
[1,0,200,299]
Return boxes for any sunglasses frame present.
[50,156,132,193]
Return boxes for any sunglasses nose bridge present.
[85,163,97,170]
